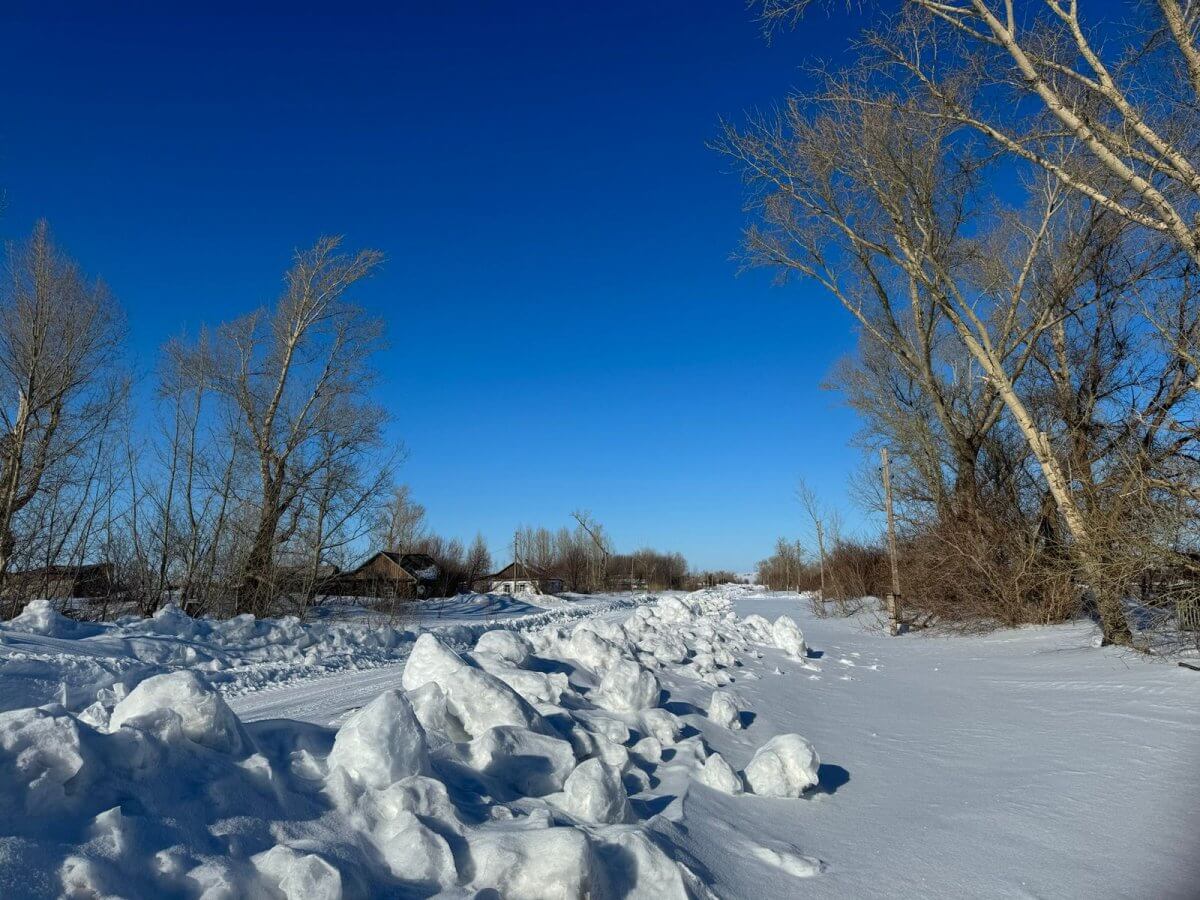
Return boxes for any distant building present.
[7,563,121,600]
[333,551,440,599]
[479,561,563,596]
[608,576,648,593]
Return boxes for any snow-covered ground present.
[1,587,1196,898]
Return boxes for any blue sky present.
[0,1,874,571]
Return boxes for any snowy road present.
[227,599,640,727]
[228,660,409,725]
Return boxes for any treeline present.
[510,518,693,592]
[734,1,1200,645]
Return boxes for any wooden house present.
[333,552,440,599]
[7,563,121,600]
[479,561,564,596]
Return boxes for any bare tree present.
[0,222,125,599]
[373,483,427,553]
[191,236,386,615]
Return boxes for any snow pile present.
[0,587,824,898]
[4,598,102,638]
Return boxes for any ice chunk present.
[407,682,466,743]
[327,690,430,789]
[696,752,744,795]
[561,758,634,824]
[376,809,457,886]
[6,598,101,637]
[631,736,663,764]
[568,627,625,674]
[743,733,820,797]
[595,659,660,712]
[439,666,547,739]
[637,708,682,746]
[707,690,741,729]
[595,830,692,899]
[771,616,808,659]
[110,671,246,754]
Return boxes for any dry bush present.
[898,513,1079,630]
[824,538,890,613]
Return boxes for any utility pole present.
[881,447,901,635]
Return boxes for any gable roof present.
[347,551,439,581]
[487,560,558,581]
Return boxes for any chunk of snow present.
[0,708,89,812]
[375,809,457,885]
[467,827,594,899]
[595,658,661,712]
[438,665,548,739]
[109,670,245,754]
[474,628,533,666]
[464,725,577,796]
[743,733,820,798]
[6,598,101,637]
[707,690,741,729]
[401,633,468,692]
[561,758,634,824]
[696,751,744,795]
[568,627,626,673]
[771,616,808,659]
[637,708,682,745]
[252,845,343,900]
[327,689,430,789]
[594,830,694,899]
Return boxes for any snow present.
[707,688,742,729]
[0,586,1197,898]
[595,656,662,712]
[109,670,248,754]
[742,733,820,797]
[697,751,744,795]
[326,689,430,788]
[559,757,635,824]
[770,615,808,659]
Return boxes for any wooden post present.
[815,519,826,604]
[882,447,901,635]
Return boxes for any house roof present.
[347,551,440,581]
[487,561,559,581]
[12,563,114,579]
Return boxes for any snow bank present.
[0,586,829,898]
[5,598,101,638]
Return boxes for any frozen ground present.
[0,587,1197,898]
